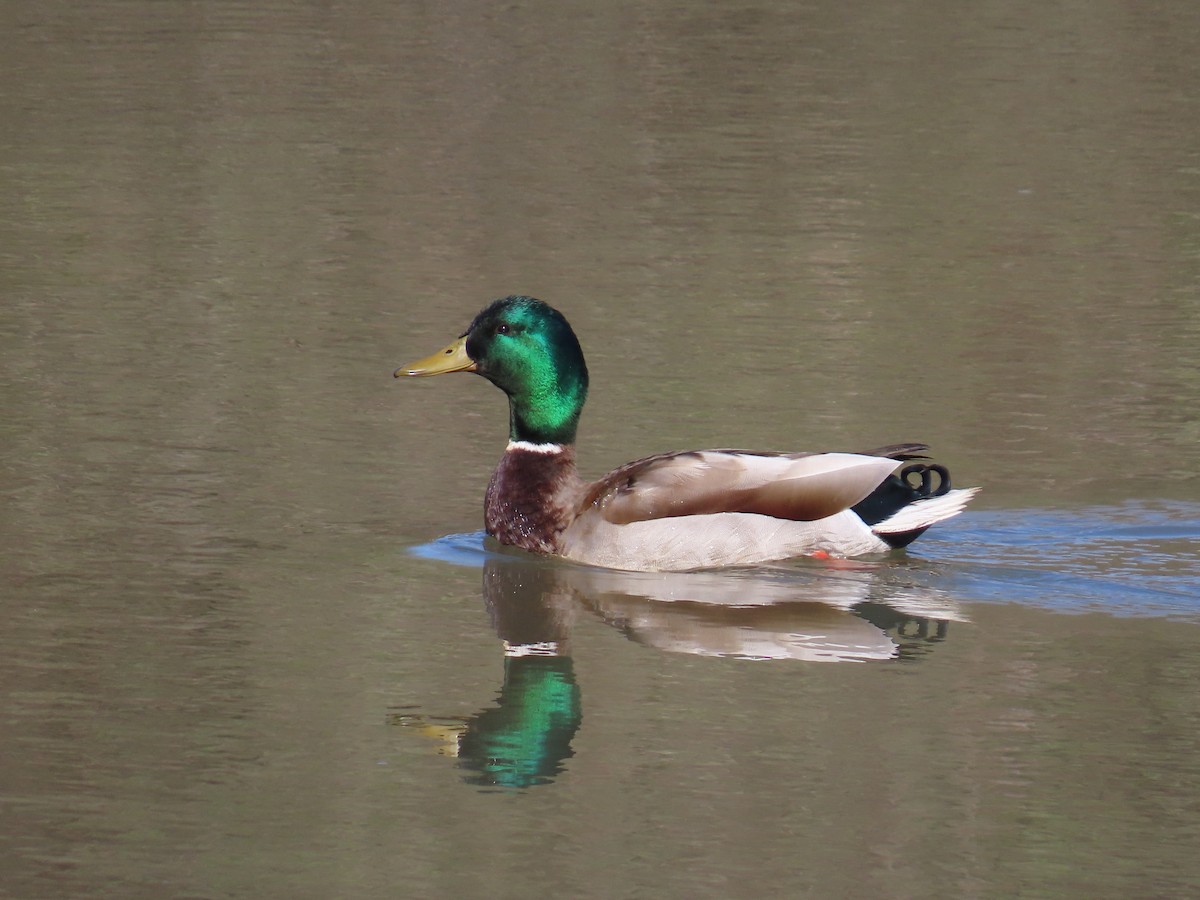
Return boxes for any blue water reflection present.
[414,500,1200,620]
[918,501,1200,618]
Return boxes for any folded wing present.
[584,450,901,525]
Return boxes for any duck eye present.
[496,323,510,335]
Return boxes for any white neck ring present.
[506,440,565,454]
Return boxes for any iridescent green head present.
[397,296,589,445]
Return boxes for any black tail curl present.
[851,461,954,549]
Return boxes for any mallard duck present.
[396,296,978,572]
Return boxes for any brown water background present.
[3,2,1200,897]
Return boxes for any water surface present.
[2,1,1199,897]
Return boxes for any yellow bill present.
[394,335,476,377]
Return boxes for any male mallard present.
[396,296,978,572]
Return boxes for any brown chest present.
[484,447,580,555]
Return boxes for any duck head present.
[397,296,590,446]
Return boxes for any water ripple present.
[411,502,1200,620]
[917,500,1200,618]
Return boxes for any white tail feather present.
[871,487,980,535]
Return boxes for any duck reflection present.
[399,544,963,787]
[568,562,964,662]
[454,561,583,788]
[396,560,583,788]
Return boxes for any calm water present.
[3,1,1200,897]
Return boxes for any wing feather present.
[583,450,901,525]
[856,442,931,461]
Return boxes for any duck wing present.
[856,442,931,460]
[582,450,901,526]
